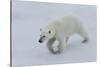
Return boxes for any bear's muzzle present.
[39,36,45,43]
[38,40,43,43]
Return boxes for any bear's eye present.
[48,30,51,34]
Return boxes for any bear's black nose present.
[39,40,42,43]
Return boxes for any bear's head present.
[39,26,56,43]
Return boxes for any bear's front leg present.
[57,38,66,54]
[47,37,56,54]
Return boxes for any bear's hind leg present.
[77,27,88,43]
[47,37,56,54]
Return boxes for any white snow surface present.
[12,1,97,66]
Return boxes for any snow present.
[12,1,97,67]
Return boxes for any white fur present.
[39,16,88,54]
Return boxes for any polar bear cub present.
[39,16,88,54]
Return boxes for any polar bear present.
[39,16,88,54]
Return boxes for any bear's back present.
[50,16,82,36]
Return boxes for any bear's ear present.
[40,28,42,31]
